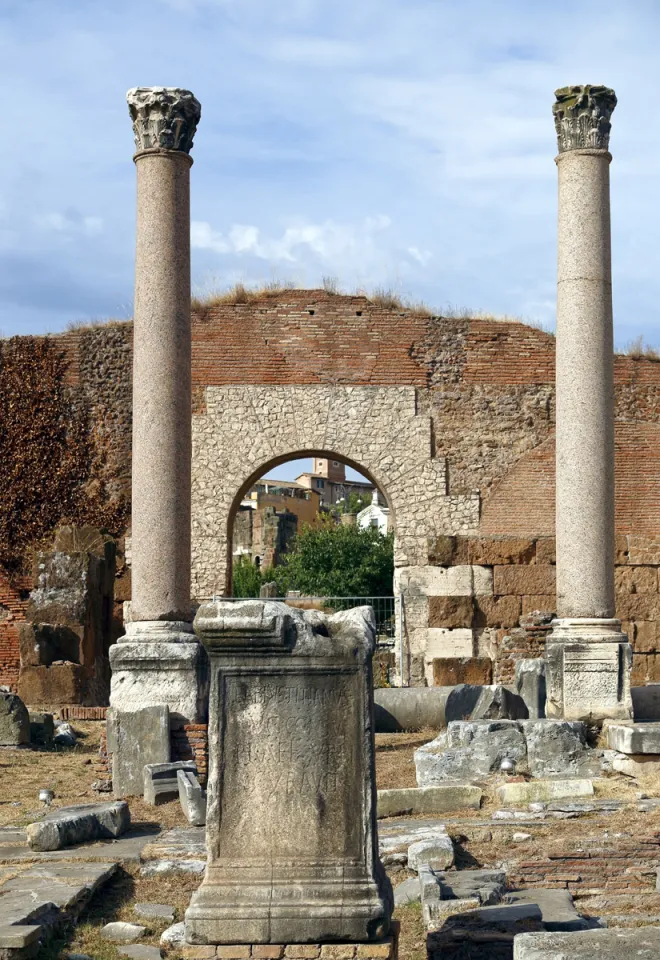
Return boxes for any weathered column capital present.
[127,86,201,155]
[553,84,617,153]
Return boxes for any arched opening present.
[226,451,398,679]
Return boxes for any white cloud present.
[34,211,103,237]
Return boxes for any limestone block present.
[615,565,657,594]
[101,921,146,942]
[493,565,556,596]
[184,600,392,944]
[496,779,593,806]
[26,801,130,851]
[396,565,493,597]
[415,721,527,785]
[428,596,474,628]
[178,768,206,825]
[374,688,451,732]
[474,594,521,627]
[467,538,536,566]
[432,657,492,687]
[611,752,660,777]
[607,722,660,754]
[407,835,454,871]
[109,632,207,724]
[377,785,482,818]
[422,627,474,658]
[107,705,170,799]
[515,660,546,719]
[634,620,657,652]
[535,538,556,564]
[522,720,599,778]
[134,903,175,920]
[504,889,586,932]
[144,761,198,805]
[393,877,420,906]
[513,928,660,960]
[0,692,30,746]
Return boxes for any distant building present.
[357,488,390,534]
[296,457,374,507]
[233,480,321,569]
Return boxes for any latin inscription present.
[218,672,362,861]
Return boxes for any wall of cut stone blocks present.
[409,534,660,687]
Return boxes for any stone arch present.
[191,384,480,599]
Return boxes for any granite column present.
[546,84,632,721]
[109,88,206,728]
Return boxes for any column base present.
[109,621,208,723]
[545,618,632,722]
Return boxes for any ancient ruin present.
[3,80,660,960]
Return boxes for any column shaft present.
[555,149,615,619]
[132,151,192,622]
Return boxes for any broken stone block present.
[612,753,660,777]
[393,877,420,906]
[29,711,54,746]
[26,800,130,851]
[496,779,594,806]
[445,684,528,723]
[515,659,546,719]
[415,721,527,784]
[117,946,163,960]
[378,819,455,867]
[607,721,660,754]
[513,928,660,959]
[144,761,197,806]
[107,705,170,799]
[407,834,454,871]
[521,720,600,778]
[429,902,544,952]
[0,691,30,746]
[53,721,77,746]
[177,768,206,825]
[101,921,146,942]
[377,784,482,818]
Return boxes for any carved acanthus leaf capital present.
[553,84,617,153]
[127,87,201,155]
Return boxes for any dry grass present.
[375,730,438,790]
[624,335,660,361]
[63,317,131,333]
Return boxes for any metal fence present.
[223,594,399,647]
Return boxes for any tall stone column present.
[545,84,632,721]
[110,88,206,728]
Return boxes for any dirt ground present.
[1,725,659,959]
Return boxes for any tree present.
[232,555,262,597]
[266,517,394,597]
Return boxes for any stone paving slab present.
[0,860,117,956]
[514,927,660,959]
[139,826,206,862]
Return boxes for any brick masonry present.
[4,293,660,689]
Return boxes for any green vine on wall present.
[0,337,127,577]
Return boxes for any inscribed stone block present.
[184,601,392,945]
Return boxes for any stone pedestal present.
[545,620,632,721]
[184,600,392,945]
[546,85,632,721]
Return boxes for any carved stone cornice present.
[553,85,617,153]
[127,87,201,155]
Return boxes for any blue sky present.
[1,3,659,380]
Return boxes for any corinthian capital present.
[553,85,617,153]
[127,87,201,155]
